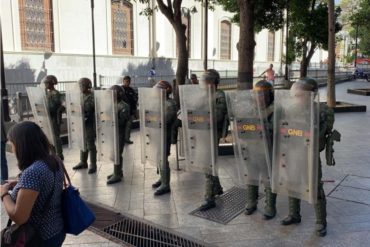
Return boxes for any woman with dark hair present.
[0,121,65,246]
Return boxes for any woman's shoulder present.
[22,160,53,178]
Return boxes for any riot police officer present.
[151,81,178,196]
[280,78,338,237]
[244,80,277,219]
[42,75,64,160]
[106,85,131,184]
[73,78,97,174]
[199,69,228,211]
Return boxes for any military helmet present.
[154,80,172,95]
[200,69,220,87]
[253,80,273,92]
[78,77,92,89]
[110,85,126,102]
[291,77,318,93]
[42,75,58,86]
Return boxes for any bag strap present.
[58,158,72,188]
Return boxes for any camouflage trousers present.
[204,174,223,202]
[246,184,277,217]
[287,159,326,225]
[80,126,97,167]
[51,118,63,160]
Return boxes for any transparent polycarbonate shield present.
[139,88,166,171]
[26,87,56,147]
[66,89,86,151]
[179,84,217,176]
[226,90,273,186]
[272,90,319,204]
[94,90,119,164]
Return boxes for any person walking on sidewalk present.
[260,64,275,85]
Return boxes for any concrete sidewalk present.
[2,80,370,246]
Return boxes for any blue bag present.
[61,164,96,235]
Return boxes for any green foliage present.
[216,0,286,32]
[289,0,342,53]
[350,0,370,56]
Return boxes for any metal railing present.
[99,74,176,89]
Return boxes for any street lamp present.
[91,0,97,88]
[0,18,10,121]
[285,0,290,81]
[204,0,208,70]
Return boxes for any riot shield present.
[226,90,272,187]
[138,88,166,171]
[26,87,56,147]
[94,90,119,164]
[66,89,86,151]
[272,90,319,204]
[179,84,217,176]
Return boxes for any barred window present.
[267,31,275,61]
[220,20,231,60]
[19,0,54,51]
[111,1,134,55]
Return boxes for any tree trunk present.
[327,0,336,107]
[237,0,255,89]
[174,24,188,106]
[300,43,316,78]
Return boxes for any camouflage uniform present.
[153,97,178,195]
[281,78,338,237]
[283,103,334,234]
[76,92,97,173]
[46,89,64,160]
[204,89,228,203]
[245,103,277,219]
[107,98,130,184]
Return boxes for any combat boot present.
[107,164,123,185]
[199,199,216,211]
[213,176,224,196]
[152,180,162,188]
[200,174,217,211]
[315,189,327,237]
[264,187,277,220]
[281,197,301,225]
[88,149,97,174]
[154,169,171,196]
[73,151,88,170]
[245,185,258,215]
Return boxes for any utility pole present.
[354,23,359,67]
[285,0,290,81]
[203,0,208,70]
[91,0,97,88]
[0,18,10,121]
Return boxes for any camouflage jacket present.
[117,100,130,130]
[319,103,335,152]
[166,98,179,144]
[215,90,228,139]
[83,92,95,127]
[46,89,64,123]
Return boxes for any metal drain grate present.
[104,218,207,247]
[87,202,211,247]
[190,187,262,224]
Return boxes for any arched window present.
[220,20,231,60]
[19,0,54,51]
[111,1,134,55]
[267,31,275,61]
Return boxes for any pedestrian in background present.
[260,64,275,85]
[122,76,138,144]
